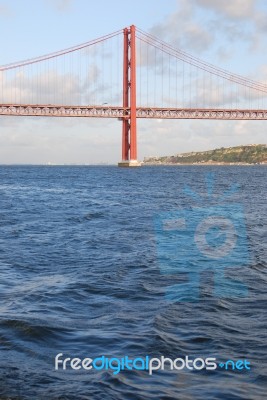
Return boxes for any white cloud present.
[138,118,267,160]
[194,0,256,19]
[0,59,121,107]
[150,0,213,53]
[0,117,121,164]
[46,0,73,12]
[0,3,11,16]
[149,0,264,60]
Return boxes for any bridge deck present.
[1,104,267,120]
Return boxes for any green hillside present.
[143,144,267,165]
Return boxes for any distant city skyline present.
[1,0,267,164]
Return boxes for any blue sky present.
[0,0,177,63]
[0,0,267,164]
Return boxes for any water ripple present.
[0,166,266,399]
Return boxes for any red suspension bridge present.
[1,25,267,166]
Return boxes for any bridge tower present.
[118,25,141,167]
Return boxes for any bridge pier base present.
[118,160,142,167]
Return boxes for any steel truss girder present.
[136,108,267,120]
[1,105,267,120]
[0,104,126,118]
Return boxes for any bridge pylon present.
[118,25,141,167]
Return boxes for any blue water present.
[0,166,266,399]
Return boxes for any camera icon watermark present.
[154,173,250,302]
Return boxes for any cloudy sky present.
[0,0,267,164]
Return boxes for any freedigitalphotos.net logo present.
[55,354,251,375]
[154,173,250,302]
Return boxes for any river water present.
[0,166,266,399]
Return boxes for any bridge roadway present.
[1,104,267,120]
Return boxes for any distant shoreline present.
[142,162,267,166]
[143,144,267,166]
[0,163,266,167]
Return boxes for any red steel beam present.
[121,25,137,161]
[122,28,129,160]
[129,25,137,161]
